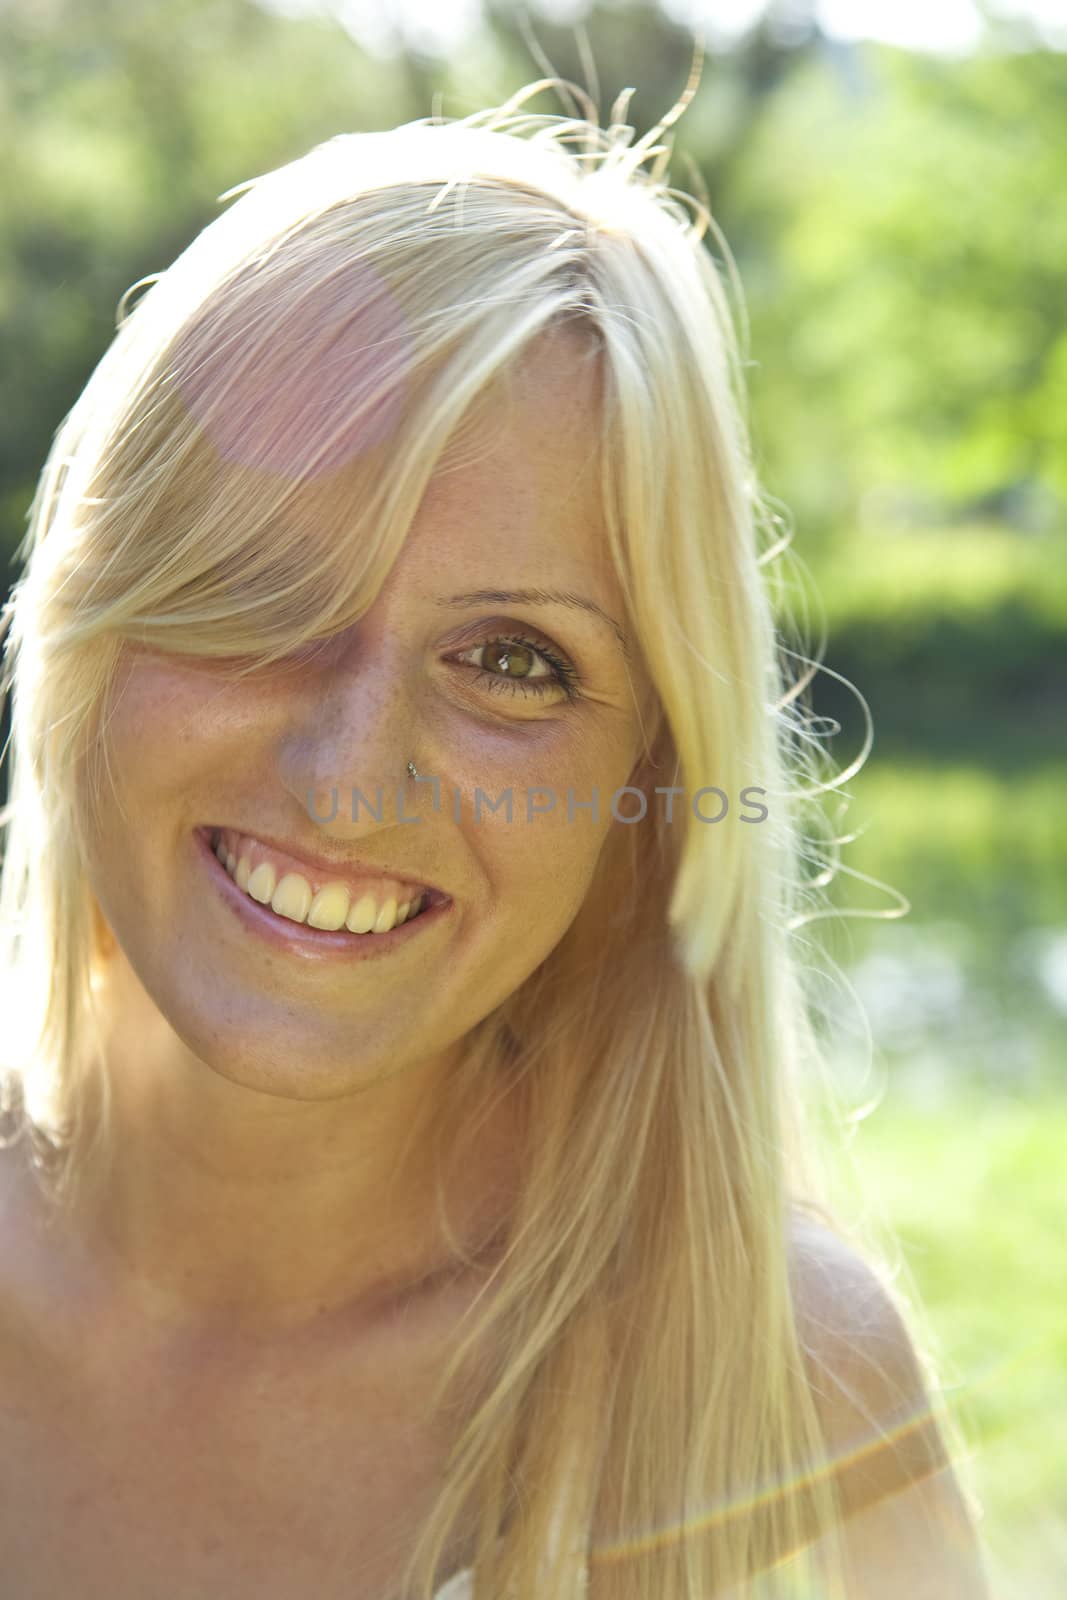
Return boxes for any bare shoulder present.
[787,1210,950,1496]
[786,1211,993,1597]
[788,1214,932,1396]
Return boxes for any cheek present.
[477,778,616,926]
[102,657,241,809]
[75,663,220,890]
[459,807,610,1016]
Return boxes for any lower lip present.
[193,827,449,964]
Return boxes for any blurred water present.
[1016,926,1067,1016]
[818,918,1065,1100]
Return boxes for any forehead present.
[391,324,620,602]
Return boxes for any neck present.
[27,955,518,1348]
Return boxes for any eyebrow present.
[437,588,631,663]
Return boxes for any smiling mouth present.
[206,827,435,937]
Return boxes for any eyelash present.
[269,629,582,703]
[456,633,583,703]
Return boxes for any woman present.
[0,65,992,1600]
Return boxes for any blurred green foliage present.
[735,43,1067,520]
[794,524,1067,763]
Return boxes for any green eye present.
[455,634,582,702]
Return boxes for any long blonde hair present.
[0,62,968,1600]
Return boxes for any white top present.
[430,1480,589,1595]
[432,1571,475,1599]
[433,1566,589,1597]
[432,1540,589,1597]
[432,1556,589,1597]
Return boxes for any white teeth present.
[345,893,378,935]
[246,862,277,905]
[271,872,312,924]
[212,830,430,935]
[306,883,350,930]
[372,897,398,934]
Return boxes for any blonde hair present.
[0,59,971,1600]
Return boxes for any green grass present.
[836,1083,1067,1597]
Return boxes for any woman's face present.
[81,327,649,1099]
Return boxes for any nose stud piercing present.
[407,759,420,780]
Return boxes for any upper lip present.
[200,825,449,904]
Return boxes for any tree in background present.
[730,38,1067,541]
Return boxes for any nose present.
[275,639,423,840]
